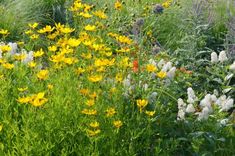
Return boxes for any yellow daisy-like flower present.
[88,74,103,82]
[47,84,54,90]
[28,62,36,68]
[146,64,157,72]
[105,108,116,117]
[79,12,93,18]
[89,121,99,128]
[116,35,132,45]
[2,63,14,69]
[115,73,123,82]
[162,0,172,8]
[84,25,96,31]
[87,129,101,137]
[25,30,33,35]
[60,27,75,34]
[0,45,11,52]
[30,92,48,107]
[81,109,97,115]
[48,45,57,52]
[0,29,9,36]
[17,96,31,104]
[34,48,44,58]
[145,111,156,117]
[113,120,123,128]
[89,92,98,99]
[38,25,55,33]
[80,88,90,95]
[136,99,148,112]
[14,54,26,61]
[30,34,39,40]
[28,22,39,29]
[18,87,28,92]
[86,99,95,107]
[156,71,167,79]
[37,70,49,80]
[93,10,107,19]
[68,38,81,47]
[114,0,122,10]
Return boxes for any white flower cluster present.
[0,42,17,58]
[149,58,176,79]
[229,61,235,72]
[177,88,234,121]
[177,87,197,120]
[0,42,34,64]
[211,51,228,63]
[122,74,147,98]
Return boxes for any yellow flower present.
[89,92,98,99]
[93,10,107,19]
[115,73,123,82]
[47,32,59,40]
[47,84,54,90]
[0,45,11,52]
[86,99,95,107]
[18,87,28,92]
[83,4,93,12]
[84,25,96,31]
[81,109,97,115]
[0,29,9,36]
[50,53,65,63]
[0,124,2,132]
[68,38,81,47]
[114,1,122,10]
[76,67,85,75]
[116,35,132,44]
[34,48,44,58]
[80,88,90,95]
[25,30,33,35]
[37,25,54,33]
[37,70,49,80]
[162,0,172,8]
[63,57,77,65]
[2,63,14,69]
[105,108,116,117]
[17,96,31,103]
[116,47,130,53]
[55,23,65,32]
[145,111,156,117]
[89,121,99,128]
[113,120,123,128]
[30,34,39,40]
[136,99,148,112]
[30,92,48,107]
[110,87,117,94]
[28,22,39,29]
[156,71,167,79]
[14,54,26,61]
[69,1,83,12]
[79,12,92,18]
[48,45,57,52]
[60,27,75,34]
[146,64,157,72]
[87,129,101,137]
[88,74,103,82]
[28,62,36,68]
[17,41,24,46]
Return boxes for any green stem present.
[155,88,177,102]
